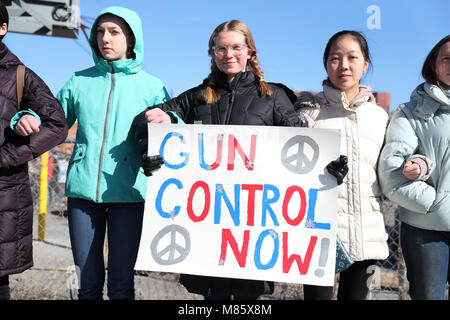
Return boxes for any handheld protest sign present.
[135,124,340,286]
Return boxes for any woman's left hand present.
[327,155,349,185]
[145,108,171,124]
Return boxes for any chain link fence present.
[372,200,408,300]
[9,143,448,300]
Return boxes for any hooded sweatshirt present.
[378,82,450,231]
[56,6,170,203]
[295,82,389,261]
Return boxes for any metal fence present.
[16,147,447,300]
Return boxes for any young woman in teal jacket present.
[378,35,450,300]
[56,6,171,300]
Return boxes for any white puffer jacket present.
[295,83,389,261]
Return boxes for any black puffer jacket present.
[133,71,303,153]
[134,71,303,298]
[0,43,68,277]
[161,71,301,126]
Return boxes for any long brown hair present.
[204,20,272,103]
[422,35,450,91]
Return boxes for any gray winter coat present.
[378,83,450,231]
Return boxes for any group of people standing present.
[0,3,448,301]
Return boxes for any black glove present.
[142,155,164,177]
[326,155,348,185]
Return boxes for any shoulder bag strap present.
[16,64,26,110]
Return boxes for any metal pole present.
[38,152,49,241]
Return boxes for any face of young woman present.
[326,36,369,101]
[214,31,252,82]
[435,41,450,87]
[96,15,130,62]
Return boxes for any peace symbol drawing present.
[280,135,320,174]
[151,225,191,265]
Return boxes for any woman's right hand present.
[327,155,348,185]
[402,160,420,180]
[145,108,171,124]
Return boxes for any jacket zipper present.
[223,89,236,124]
[354,112,364,259]
[96,63,115,202]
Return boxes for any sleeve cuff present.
[9,109,41,134]
[408,155,434,181]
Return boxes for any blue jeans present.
[68,198,144,300]
[401,222,450,300]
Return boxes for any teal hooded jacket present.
[57,6,171,203]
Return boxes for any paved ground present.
[9,210,207,300]
[8,210,403,300]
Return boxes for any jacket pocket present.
[428,191,449,215]
[114,143,142,178]
[69,143,86,164]
[119,155,139,174]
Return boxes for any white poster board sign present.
[135,124,340,286]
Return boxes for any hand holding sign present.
[326,155,349,185]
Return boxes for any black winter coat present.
[161,71,301,127]
[134,71,303,298]
[133,71,302,153]
[0,43,68,277]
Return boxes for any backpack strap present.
[16,65,26,110]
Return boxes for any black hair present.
[0,1,9,40]
[323,30,373,75]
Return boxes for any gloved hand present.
[142,154,164,177]
[326,155,348,185]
